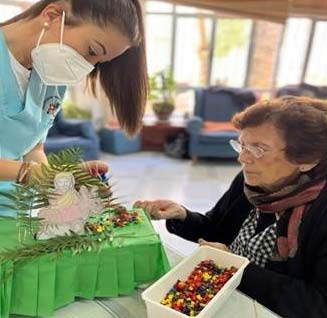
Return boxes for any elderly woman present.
[134,96,327,318]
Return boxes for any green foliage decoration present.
[0,148,115,212]
[0,148,119,266]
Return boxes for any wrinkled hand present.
[81,160,109,176]
[133,199,187,220]
[198,239,231,253]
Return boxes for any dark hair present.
[2,0,148,136]
[232,96,327,165]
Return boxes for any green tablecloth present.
[0,211,170,318]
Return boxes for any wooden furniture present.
[141,118,186,151]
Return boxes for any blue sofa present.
[187,86,256,161]
[45,112,100,160]
[99,128,141,155]
[276,83,327,99]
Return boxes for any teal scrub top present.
[0,29,66,216]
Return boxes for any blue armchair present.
[276,83,327,99]
[187,86,256,161]
[45,112,100,160]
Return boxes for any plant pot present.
[152,102,174,122]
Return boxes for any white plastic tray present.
[142,245,249,318]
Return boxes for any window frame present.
[146,2,254,89]
[273,18,327,87]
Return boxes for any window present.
[305,21,327,86]
[0,4,22,22]
[145,1,254,115]
[276,18,312,87]
[211,19,252,87]
[146,14,173,75]
[176,5,213,14]
[146,1,173,13]
[174,17,213,87]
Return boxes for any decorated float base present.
[0,210,170,318]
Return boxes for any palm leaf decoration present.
[0,148,132,269]
[0,148,118,235]
[0,230,113,266]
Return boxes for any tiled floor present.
[101,151,240,256]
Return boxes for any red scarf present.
[245,180,326,259]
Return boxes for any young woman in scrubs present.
[0,0,147,215]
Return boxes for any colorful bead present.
[85,208,143,235]
[111,209,143,228]
[160,260,237,316]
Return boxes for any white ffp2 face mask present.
[31,12,94,86]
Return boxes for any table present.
[141,118,186,151]
[0,211,169,318]
[50,246,281,318]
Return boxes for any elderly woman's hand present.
[198,238,231,253]
[133,199,187,220]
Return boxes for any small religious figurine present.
[37,172,104,239]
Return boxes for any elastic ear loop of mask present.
[36,28,45,48]
[35,11,66,94]
[35,11,66,49]
[60,11,66,50]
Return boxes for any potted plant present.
[149,69,176,122]
[62,100,92,120]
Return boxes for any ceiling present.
[161,0,327,23]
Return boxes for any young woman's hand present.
[133,199,187,220]
[81,161,112,197]
[18,161,43,185]
[18,160,109,189]
[81,160,109,176]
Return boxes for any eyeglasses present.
[229,139,266,159]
